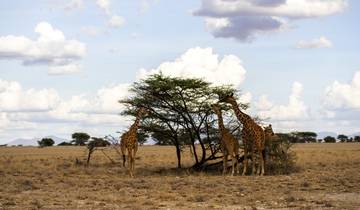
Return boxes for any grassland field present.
[0,143,360,209]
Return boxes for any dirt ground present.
[0,143,359,210]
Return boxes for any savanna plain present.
[0,143,359,210]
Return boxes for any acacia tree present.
[120,73,242,169]
[71,132,90,146]
[290,132,317,143]
[337,134,348,142]
[38,138,55,147]
[324,136,336,143]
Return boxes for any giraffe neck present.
[229,100,250,127]
[129,111,143,133]
[215,111,226,134]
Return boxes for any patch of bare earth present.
[0,143,359,209]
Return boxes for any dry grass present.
[1,143,360,209]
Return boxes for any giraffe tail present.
[122,154,126,167]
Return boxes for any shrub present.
[265,134,297,175]
[38,138,55,147]
[324,136,336,143]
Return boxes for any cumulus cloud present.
[96,0,111,15]
[0,78,132,143]
[95,0,125,28]
[81,26,100,36]
[205,16,287,41]
[65,0,84,10]
[256,82,308,120]
[0,22,86,75]
[0,79,61,112]
[108,15,125,28]
[138,47,246,87]
[322,71,360,110]
[139,0,159,14]
[296,36,333,49]
[194,0,347,41]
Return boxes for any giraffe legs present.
[242,148,248,176]
[258,149,265,176]
[251,145,256,175]
[236,154,240,174]
[127,149,133,177]
[120,143,126,167]
[231,154,237,176]
[223,152,228,175]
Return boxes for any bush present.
[324,136,336,143]
[38,138,55,147]
[265,134,297,175]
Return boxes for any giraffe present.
[120,107,147,177]
[219,93,266,176]
[263,124,275,163]
[211,104,240,175]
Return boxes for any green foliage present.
[354,136,360,142]
[324,136,336,143]
[37,138,55,147]
[87,137,110,149]
[266,134,297,175]
[137,129,149,145]
[86,137,111,165]
[290,131,317,143]
[337,134,348,142]
[71,132,90,146]
[120,73,243,168]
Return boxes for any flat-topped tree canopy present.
[119,73,246,169]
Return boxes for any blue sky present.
[1,0,359,143]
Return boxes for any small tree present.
[324,136,336,143]
[337,134,348,143]
[354,136,360,142]
[38,138,55,147]
[86,137,111,165]
[71,132,90,146]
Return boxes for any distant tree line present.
[273,132,360,143]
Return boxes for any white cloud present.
[138,47,246,87]
[65,0,84,10]
[48,64,82,75]
[96,0,111,15]
[139,0,159,14]
[0,78,131,141]
[296,36,333,49]
[256,81,308,120]
[239,92,252,104]
[194,0,347,41]
[0,79,61,112]
[205,16,287,41]
[108,15,126,28]
[0,22,86,75]
[81,26,100,36]
[322,71,360,110]
[94,0,125,29]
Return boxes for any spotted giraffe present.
[220,94,266,176]
[120,107,147,177]
[263,124,275,163]
[211,104,240,175]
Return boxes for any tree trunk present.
[175,144,182,168]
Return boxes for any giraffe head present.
[137,106,148,117]
[211,103,221,114]
[264,124,274,137]
[218,93,237,104]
